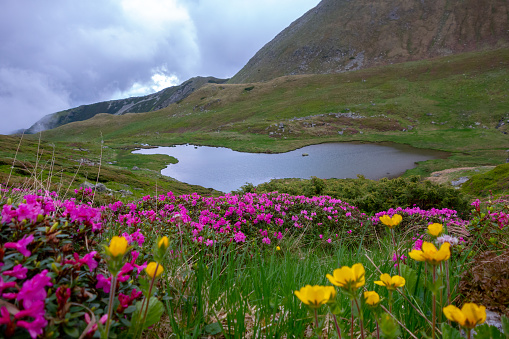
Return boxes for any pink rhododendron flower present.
[5,234,34,257]
[0,306,11,325]
[64,251,98,272]
[413,239,423,251]
[2,264,28,279]
[96,274,111,293]
[84,313,108,334]
[17,316,48,339]
[14,300,45,321]
[233,231,246,243]
[17,269,52,309]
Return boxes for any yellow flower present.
[108,236,128,257]
[326,263,365,292]
[276,246,281,251]
[408,241,451,265]
[145,262,164,278]
[443,303,486,329]
[374,273,406,290]
[158,236,169,249]
[364,291,380,306]
[294,285,336,309]
[379,214,402,229]
[427,223,443,237]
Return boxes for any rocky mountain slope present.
[27,76,227,133]
[230,0,509,83]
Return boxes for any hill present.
[230,0,509,83]
[39,49,509,177]
[26,76,227,133]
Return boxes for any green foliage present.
[252,175,470,216]
[462,163,509,197]
[441,322,463,339]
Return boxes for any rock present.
[118,189,133,196]
[132,166,140,170]
[94,183,107,192]
[82,181,93,188]
[302,153,309,156]
[451,176,469,187]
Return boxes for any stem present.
[350,300,354,339]
[376,320,380,339]
[105,274,118,339]
[314,309,322,339]
[354,298,365,339]
[332,314,342,339]
[432,266,436,339]
[467,328,472,339]
[446,261,451,325]
[141,263,159,329]
[388,290,393,313]
[391,229,401,276]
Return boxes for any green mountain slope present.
[26,76,227,133]
[40,49,509,170]
[230,0,509,83]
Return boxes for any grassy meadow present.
[0,48,509,338]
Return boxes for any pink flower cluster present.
[0,270,52,338]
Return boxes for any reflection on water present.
[133,143,444,192]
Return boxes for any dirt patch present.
[427,166,496,185]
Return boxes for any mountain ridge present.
[230,0,509,83]
[26,76,227,134]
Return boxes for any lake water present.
[133,143,444,192]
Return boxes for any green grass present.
[461,163,509,197]
[33,48,509,180]
[0,135,219,199]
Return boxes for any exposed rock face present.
[230,0,509,83]
[27,76,227,133]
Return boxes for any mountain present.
[26,76,227,133]
[230,0,509,83]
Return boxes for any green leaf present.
[204,322,222,335]
[399,264,417,293]
[441,323,463,339]
[380,313,401,339]
[502,315,509,339]
[63,325,79,337]
[135,296,164,329]
[124,305,137,314]
[426,276,445,296]
[474,324,504,339]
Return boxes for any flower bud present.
[50,222,59,232]
[52,263,59,273]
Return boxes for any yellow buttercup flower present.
[379,214,402,229]
[443,303,486,329]
[276,246,281,251]
[326,263,365,293]
[158,236,169,249]
[427,223,443,237]
[294,285,336,309]
[146,262,164,278]
[408,241,450,265]
[374,273,406,290]
[364,291,380,306]
[108,236,128,257]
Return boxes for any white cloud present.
[0,68,70,134]
[112,71,180,99]
[0,0,320,132]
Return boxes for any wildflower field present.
[0,186,508,338]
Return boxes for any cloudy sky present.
[0,0,320,134]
